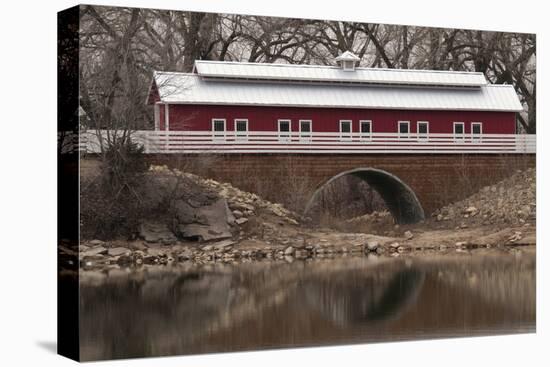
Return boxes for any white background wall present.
[0,0,547,366]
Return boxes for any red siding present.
[163,104,516,134]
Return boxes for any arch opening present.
[304,168,425,224]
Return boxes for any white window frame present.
[299,119,312,141]
[234,118,249,141]
[359,120,372,141]
[398,121,410,139]
[471,122,482,142]
[278,119,292,142]
[339,120,352,140]
[453,122,465,142]
[417,121,429,141]
[211,118,226,140]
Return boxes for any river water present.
[79,251,535,361]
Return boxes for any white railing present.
[81,130,536,154]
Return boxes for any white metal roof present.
[194,60,488,88]
[152,71,523,112]
[335,51,361,62]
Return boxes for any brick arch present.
[304,167,425,224]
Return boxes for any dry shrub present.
[80,138,150,239]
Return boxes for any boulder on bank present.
[177,198,234,241]
[139,198,235,243]
[139,222,177,244]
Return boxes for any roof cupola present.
[335,51,360,71]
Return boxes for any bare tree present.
[78,5,536,134]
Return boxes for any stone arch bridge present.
[147,153,535,224]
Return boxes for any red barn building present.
[145,51,525,154]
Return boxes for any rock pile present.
[432,168,536,227]
[154,165,300,221]
[341,210,396,235]
[139,166,302,244]
[78,238,372,269]
[346,210,393,225]
[201,177,301,226]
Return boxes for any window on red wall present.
[339,120,352,140]
[278,119,291,142]
[417,121,429,140]
[212,118,226,139]
[235,119,248,140]
[453,122,465,142]
[398,121,410,138]
[360,120,372,140]
[471,122,482,142]
[299,120,312,140]
[453,122,464,134]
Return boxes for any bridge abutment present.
[146,153,535,217]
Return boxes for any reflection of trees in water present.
[79,264,297,359]
[301,267,425,327]
[78,254,535,360]
[80,271,245,360]
[80,260,425,360]
[426,255,536,320]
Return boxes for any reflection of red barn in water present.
[146,51,526,154]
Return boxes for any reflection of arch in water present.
[304,168,425,224]
[302,268,425,327]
